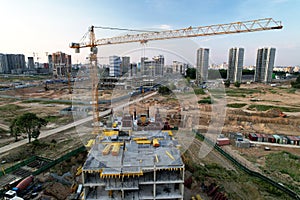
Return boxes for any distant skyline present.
[0,0,299,66]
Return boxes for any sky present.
[0,0,299,66]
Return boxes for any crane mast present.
[70,18,283,134]
[88,26,100,133]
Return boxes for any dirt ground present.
[0,80,299,199]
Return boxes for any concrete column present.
[153,167,156,199]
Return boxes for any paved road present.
[0,92,157,154]
[250,141,300,148]
[0,124,9,131]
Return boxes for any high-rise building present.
[109,55,121,77]
[196,48,209,84]
[254,47,276,83]
[51,52,72,77]
[121,56,130,75]
[0,54,26,74]
[141,55,164,77]
[227,48,244,83]
[0,54,8,73]
[48,55,53,72]
[27,57,35,69]
[129,63,137,77]
[172,61,188,75]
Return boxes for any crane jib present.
[70,18,282,49]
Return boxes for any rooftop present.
[83,130,184,175]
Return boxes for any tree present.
[186,77,191,85]
[224,79,230,88]
[185,68,196,79]
[158,86,171,95]
[234,81,241,88]
[10,119,21,142]
[208,69,227,79]
[291,75,300,88]
[169,83,176,90]
[10,113,47,143]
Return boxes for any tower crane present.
[70,18,282,134]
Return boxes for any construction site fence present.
[32,145,86,176]
[0,146,86,197]
[0,146,86,178]
[192,129,300,200]
[0,156,37,177]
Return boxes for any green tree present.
[234,81,241,88]
[208,69,227,79]
[185,68,196,79]
[291,75,300,88]
[169,83,176,90]
[10,119,21,142]
[158,86,171,95]
[224,79,230,88]
[10,113,47,143]
[186,77,191,85]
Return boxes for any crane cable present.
[78,26,158,44]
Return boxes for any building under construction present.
[81,111,185,200]
[51,51,72,78]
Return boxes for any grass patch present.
[184,151,291,199]
[226,88,262,94]
[198,96,212,104]
[23,99,72,105]
[227,103,247,108]
[0,104,25,123]
[44,115,60,123]
[225,88,263,98]
[267,151,300,165]
[248,104,300,112]
[0,104,24,111]
[226,93,246,97]
[287,88,296,94]
[0,75,50,83]
[194,88,206,95]
[265,151,300,193]
[269,89,277,94]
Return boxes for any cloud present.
[157,24,172,30]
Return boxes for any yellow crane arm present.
[70,18,282,49]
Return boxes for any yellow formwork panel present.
[152,139,160,147]
[111,144,120,156]
[85,139,95,148]
[76,166,82,176]
[103,130,119,136]
[100,171,143,178]
[165,150,175,160]
[162,130,173,136]
[196,194,203,200]
[136,140,151,144]
[133,137,147,141]
[102,144,112,155]
[101,141,124,145]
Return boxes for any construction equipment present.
[70,18,283,135]
[266,108,287,118]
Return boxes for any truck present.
[4,190,25,200]
[4,175,33,200]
